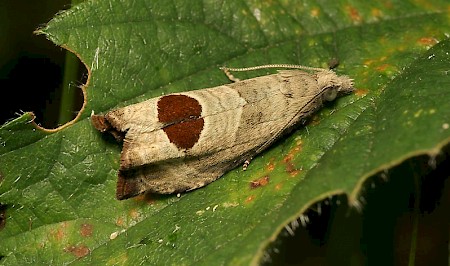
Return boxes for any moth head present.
[316,70,354,101]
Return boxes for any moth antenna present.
[221,67,240,82]
[220,64,327,73]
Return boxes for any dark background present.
[0,1,85,129]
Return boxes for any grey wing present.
[115,147,253,200]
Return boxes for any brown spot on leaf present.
[417,37,438,47]
[354,88,369,97]
[371,8,382,18]
[158,95,204,149]
[64,244,90,258]
[363,59,375,66]
[346,6,362,23]
[250,176,270,189]
[275,183,283,190]
[116,217,124,227]
[310,8,319,17]
[283,141,302,163]
[266,160,275,171]
[376,64,390,72]
[0,204,7,231]
[293,140,303,152]
[51,222,67,241]
[54,228,65,241]
[283,153,294,163]
[129,209,140,220]
[285,162,301,177]
[245,195,255,203]
[308,114,322,126]
[80,223,93,237]
[282,141,303,176]
[134,193,156,205]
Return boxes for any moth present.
[91,64,354,200]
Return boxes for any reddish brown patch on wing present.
[80,223,93,237]
[158,95,202,123]
[162,119,204,149]
[64,244,90,258]
[250,176,270,189]
[158,95,204,149]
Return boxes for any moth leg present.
[220,67,240,82]
[242,158,252,170]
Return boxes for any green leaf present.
[1,0,449,264]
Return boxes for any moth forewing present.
[92,65,354,199]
